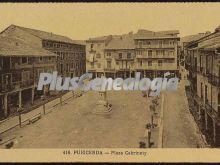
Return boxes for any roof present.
[204,43,220,51]
[0,36,57,57]
[134,29,180,40]
[181,33,208,44]
[105,35,135,50]
[5,25,84,45]
[87,35,112,42]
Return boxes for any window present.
[107,61,111,68]
[21,57,28,64]
[159,41,163,48]
[140,60,143,66]
[39,56,43,62]
[137,51,142,55]
[96,54,101,58]
[107,53,111,57]
[138,41,143,48]
[116,62,119,65]
[148,61,152,66]
[38,69,44,77]
[148,50,152,57]
[156,50,165,56]
[91,44,94,49]
[97,63,101,68]
[119,53,122,59]
[158,60,163,66]
[22,71,30,81]
[127,53,131,59]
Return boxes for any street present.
[162,80,206,147]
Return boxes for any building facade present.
[0,36,57,119]
[185,26,220,146]
[0,24,86,119]
[86,30,180,79]
[1,25,86,78]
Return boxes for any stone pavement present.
[0,90,156,148]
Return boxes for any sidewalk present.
[162,80,207,148]
[0,91,74,135]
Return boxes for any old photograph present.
[0,3,220,152]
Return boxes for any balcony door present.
[2,73,12,91]
[205,85,208,104]
[2,57,10,70]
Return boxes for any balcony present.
[135,54,175,59]
[205,102,220,124]
[196,66,204,73]
[1,79,34,92]
[104,67,115,72]
[89,49,96,53]
[194,94,204,107]
[136,44,175,49]
[208,74,220,87]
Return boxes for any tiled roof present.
[11,25,83,45]
[105,35,135,50]
[204,43,220,51]
[87,35,112,42]
[181,33,207,44]
[0,36,57,57]
[134,29,179,40]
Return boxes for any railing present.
[207,74,220,87]
[89,49,96,53]
[194,94,204,106]
[115,58,134,61]
[136,44,175,49]
[135,54,175,59]
[104,67,115,71]
[196,66,204,73]
[205,102,220,124]
[194,93,220,123]
[1,79,34,92]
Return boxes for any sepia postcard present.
[0,2,220,163]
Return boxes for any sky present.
[0,3,220,40]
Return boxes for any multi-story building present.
[185,26,220,146]
[105,33,135,78]
[1,25,86,77]
[86,35,113,78]
[133,30,179,78]
[86,29,180,79]
[0,24,86,119]
[0,36,57,119]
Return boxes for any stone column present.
[213,122,216,144]
[31,87,35,104]
[205,110,208,130]
[18,90,22,108]
[4,94,8,117]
